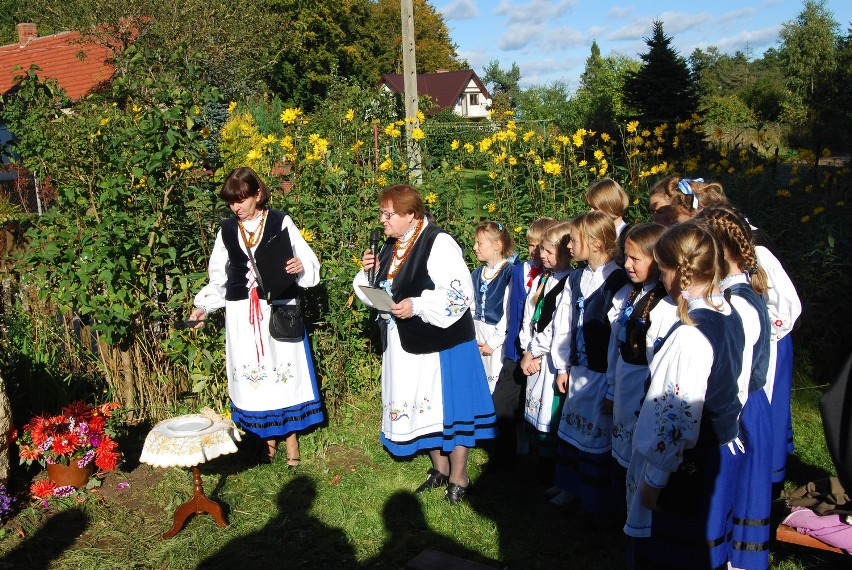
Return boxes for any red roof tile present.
[380,69,491,114]
[0,30,114,99]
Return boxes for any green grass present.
[0,357,843,569]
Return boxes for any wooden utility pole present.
[400,0,422,182]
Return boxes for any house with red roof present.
[379,69,491,119]
[0,23,115,99]
[1,23,116,203]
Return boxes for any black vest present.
[376,223,475,355]
[568,267,629,372]
[728,283,771,394]
[221,209,298,301]
[534,271,571,333]
[619,281,669,365]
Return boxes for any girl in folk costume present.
[585,178,631,264]
[189,167,324,467]
[606,223,678,493]
[493,217,556,464]
[354,185,496,504]
[518,221,573,482]
[551,211,629,511]
[471,221,516,394]
[649,176,801,484]
[698,205,773,570]
[625,223,745,570]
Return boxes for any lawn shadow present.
[195,475,356,569]
[0,508,89,569]
[361,490,495,569]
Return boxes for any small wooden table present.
[139,411,241,538]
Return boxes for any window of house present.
[469,93,479,106]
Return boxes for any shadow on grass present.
[361,490,494,568]
[0,508,89,569]
[195,475,356,569]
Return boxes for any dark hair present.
[379,184,425,218]
[219,167,271,207]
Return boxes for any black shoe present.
[445,482,469,505]
[414,468,449,494]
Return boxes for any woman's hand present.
[286,257,304,275]
[361,249,377,273]
[555,372,569,394]
[480,342,493,357]
[390,298,413,320]
[640,481,662,512]
[189,307,206,330]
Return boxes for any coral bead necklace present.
[387,217,425,279]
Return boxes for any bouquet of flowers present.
[15,401,123,471]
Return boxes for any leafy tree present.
[515,81,580,133]
[367,0,463,75]
[574,41,638,132]
[0,0,25,45]
[481,59,521,111]
[624,20,698,123]
[778,0,842,146]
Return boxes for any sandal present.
[260,441,277,464]
[285,434,300,469]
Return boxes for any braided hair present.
[696,205,768,295]
[654,222,724,325]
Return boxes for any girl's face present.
[624,239,658,285]
[540,242,559,269]
[229,192,262,221]
[658,263,681,302]
[568,232,589,262]
[473,232,502,264]
[528,240,541,263]
[649,193,675,226]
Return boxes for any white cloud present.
[718,8,757,25]
[607,6,633,20]
[499,23,547,50]
[544,26,587,50]
[439,0,479,20]
[655,12,713,35]
[494,0,578,25]
[607,18,652,41]
[711,26,781,54]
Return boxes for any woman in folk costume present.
[354,184,496,504]
[698,205,773,569]
[550,211,628,512]
[518,221,573,487]
[190,167,324,467]
[625,222,744,570]
[471,220,515,394]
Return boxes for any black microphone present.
[367,229,380,286]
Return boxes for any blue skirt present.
[554,442,618,513]
[632,444,740,569]
[731,390,772,570]
[381,339,497,456]
[230,334,325,439]
[771,335,795,483]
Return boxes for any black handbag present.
[245,238,304,342]
[269,303,304,341]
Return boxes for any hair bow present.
[677,178,703,209]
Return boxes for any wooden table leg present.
[163,465,228,539]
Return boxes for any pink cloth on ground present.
[783,506,852,552]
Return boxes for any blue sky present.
[437,0,852,89]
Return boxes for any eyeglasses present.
[379,210,397,220]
